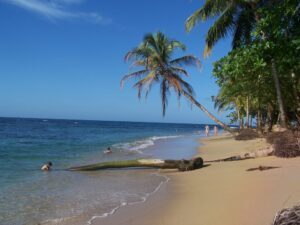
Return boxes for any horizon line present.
[0,116,226,126]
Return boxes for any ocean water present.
[0,117,217,225]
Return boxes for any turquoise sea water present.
[0,117,218,225]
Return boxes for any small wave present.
[150,135,181,141]
[40,172,170,225]
[112,135,182,154]
[86,173,170,225]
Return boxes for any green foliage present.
[186,0,258,56]
[121,32,200,116]
[211,1,300,128]
[122,32,234,132]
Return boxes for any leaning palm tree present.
[185,0,288,128]
[121,32,233,133]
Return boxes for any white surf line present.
[86,172,170,225]
[128,172,170,206]
[41,215,77,225]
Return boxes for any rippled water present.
[0,117,215,225]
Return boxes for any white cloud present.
[2,0,111,25]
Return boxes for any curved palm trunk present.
[182,91,235,134]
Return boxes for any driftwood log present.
[68,157,204,172]
[205,147,274,163]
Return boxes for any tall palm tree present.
[121,32,233,133]
[185,0,288,128]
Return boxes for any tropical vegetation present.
[186,0,300,131]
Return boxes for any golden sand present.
[98,135,300,225]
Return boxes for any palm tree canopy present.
[185,0,261,57]
[121,32,201,116]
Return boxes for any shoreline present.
[86,173,171,225]
[95,134,300,225]
[41,134,200,225]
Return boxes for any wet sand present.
[96,135,300,225]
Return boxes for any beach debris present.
[205,147,274,163]
[272,204,300,225]
[235,129,260,140]
[267,129,300,158]
[205,155,251,163]
[246,165,280,172]
[243,146,274,158]
[67,157,204,172]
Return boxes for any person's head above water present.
[41,162,52,171]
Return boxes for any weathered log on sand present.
[205,147,274,163]
[68,157,203,172]
[205,155,254,163]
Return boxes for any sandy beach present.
[98,135,300,225]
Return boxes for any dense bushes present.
[267,130,300,158]
[235,129,260,141]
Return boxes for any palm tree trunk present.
[68,157,204,171]
[257,109,262,133]
[291,71,300,124]
[267,103,274,132]
[271,59,288,128]
[237,108,242,129]
[182,91,234,134]
[251,10,288,129]
[246,96,250,128]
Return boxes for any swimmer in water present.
[41,162,52,171]
[103,147,112,154]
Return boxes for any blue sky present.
[0,0,232,124]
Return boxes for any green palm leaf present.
[121,32,234,134]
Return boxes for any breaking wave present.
[112,135,182,154]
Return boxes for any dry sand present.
[97,135,300,225]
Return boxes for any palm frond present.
[123,32,199,117]
[124,47,153,62]
[120,70,149,88]
[164,72,194,97]
[232,9,255,48]
[185,0,231,32]
[143,33,161,54]
[133,71,157,99]
[170,55,201,68]
[168,40,186,52]
[170,67,190,77]
[171,73,195,96]
[129,60,146,69]
[204,6,236,57]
